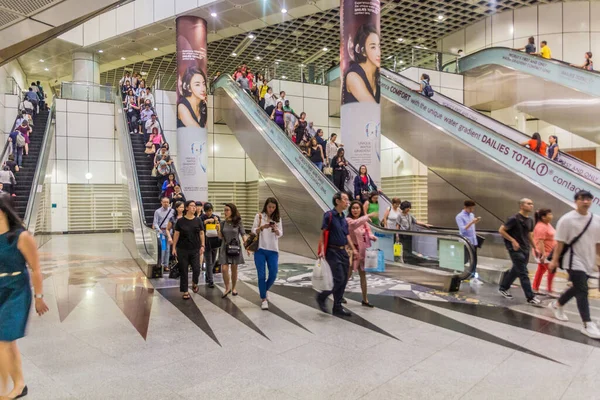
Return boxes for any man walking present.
[153,198,174,272]
[456,199,482,284]
[316,192,358,316]
[498,198,540,304]
[548,190,600,339]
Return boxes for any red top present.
[361,175,367,185]
[528,139,547,156]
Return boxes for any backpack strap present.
[567,214,593,271]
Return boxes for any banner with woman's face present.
[340,0,381,185]
[176,16,208,201]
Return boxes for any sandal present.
[232,290,238,296]
[221,289,232,298]
[183,292,191,300]
[192,284,199,293]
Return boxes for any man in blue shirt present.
[456,200,482,284]
[25,88,39,117]
[316,191,357,316]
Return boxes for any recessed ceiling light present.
[231,52,237,57]
[276,59,283,62]
[281,8,287,13]
[141,71,147,75]
[121,57,126,60]
[437,15,444,20]
[255,56,261,60]
[210,12,217,17]
[399,60,404,64]
[248,34,255,39]
[44,68,49,71]
[153,47,158,51]
[322,47,328,52]
[98,50,103,53]
[397,38,404,42]
[281,76,287,79]
[39,59,44,62]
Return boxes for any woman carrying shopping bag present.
[346,200,378,307]
[250,198,283,310]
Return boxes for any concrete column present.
[71,52,100,84]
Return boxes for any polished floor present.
[13,233,600,399]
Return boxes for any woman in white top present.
[263,87,277,116]
[382,197,401,229]
[251,197,283,310]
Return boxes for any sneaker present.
[527,297,541,305]
[470,277,484,285]
[498,289,513,299]
[261,300,269,310]
[549,301,568,321]
[582,322,600,339]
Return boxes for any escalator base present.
[379,262,462,292]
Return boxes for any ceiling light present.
[98,50,103,53]
[141,71,147,75]
[281,8,287,13]
[399,60,404,64]
[85,173,93,180]
[153,47,158,51]
[44,68,49,71]
[281,76,287,79]
[39,59,44,62]
[210,12,217,17]
[397,38,404,42]
[255,56,261,60]
[121,57,126,60]
[248,34,255,39]
[322,47,328,52]
[386,55,393,60]
[437,15,444,20]
[231,52,237,57]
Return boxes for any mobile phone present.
[269,221,275,225]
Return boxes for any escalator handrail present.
[374,68,600,194]
[23,104,54,230]
[115,93,154,257]
[215,73,476,279]
[382,67,600,183]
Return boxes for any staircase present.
[13,109,50,220]
[129,133,161,226]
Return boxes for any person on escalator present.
[326,134,343,166]
[264,87,277,116]
[532,208,556,296]
[362,191,380,226]
[382,197,401,229]
[498,198,541,305]
[533,41,552,59]
[521,132,547,156]
[307,137,325,170]
[353,165,378,203]
[270,102,286,131]
[456,200,482,285]
[331,148,348,192]
[346,200,378,308]
[396,201,431,263]
[571,51,594,71]
[547,135,560,162]
[415,74,434,98]
[515,37,536,54]
[294,112,308,146]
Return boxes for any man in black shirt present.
[498,198,540,304]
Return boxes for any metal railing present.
[60,81,113,103]
[384,47,460,72]
[0,77,21,96]
[262,60,329,85]
[24,104,55,231]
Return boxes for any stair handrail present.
[23,104,54,231]
[115,92,158,270]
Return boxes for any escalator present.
[454,47,600,143]
[213,74,477,291]
[328,66,600,228]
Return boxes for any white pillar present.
[71,52,100,84]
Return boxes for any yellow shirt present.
[540,46,552,59]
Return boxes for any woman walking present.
[353,164,378,203]
[172,200,205,299]
[346,200,378,307]
[200,203,220,288]
[0,194,48,399]
[533,208,557,295]
[251,198,283,310]
[362,191,380,226]
[219,203,247,298]
[331,148,348,192]
[382,197,401,229]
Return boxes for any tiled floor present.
[10,233,600,399]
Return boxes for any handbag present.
[318,211,334,255]
[323,166,333,175]
[151,166,157,177]
[168,257,180,279]
[547,214,593,270]
[244,214,262,252]
[205,223,218,237]
[312,258,333,292]
[226,238,241,257]
[476,234,485,249]
[364,249,385,272]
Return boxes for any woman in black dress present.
[331,147,348,192]
[172,200,205,299]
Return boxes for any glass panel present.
[263,61,328,85]
[60,82,113,103]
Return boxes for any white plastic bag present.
[312,258,333,292]
[364,249,378,270]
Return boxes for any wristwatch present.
[34,294,44,299]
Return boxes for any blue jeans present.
[254,248,279,299]
[314,161,323,171]
[12,144,23,167]
[159,233,170,267]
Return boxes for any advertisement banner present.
[176,16,209,202]
[340,0,381,188]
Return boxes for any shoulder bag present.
[548,214,593,270]
[317,211,334,255]
[244,214,262,252]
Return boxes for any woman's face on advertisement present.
[190,73,206,101]
[365,32,380,68]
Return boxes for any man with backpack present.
[549,190,600,339]
[9,130,25,168]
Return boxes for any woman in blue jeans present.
[251,197,283,310]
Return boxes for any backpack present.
[16,133,25,148]
[423,81,434,98]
